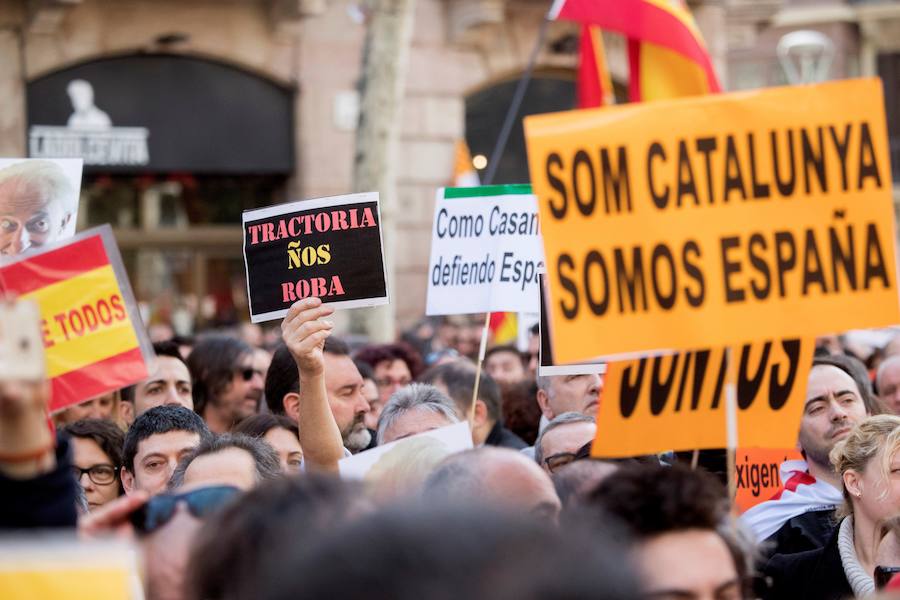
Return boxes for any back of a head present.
[187,335,253,416]
[187,475,365,600]
[123,405,211,472]
[420,359,502,423]
[258,503,639,600]
[264,344,299,415]
[169,432,281,489]
[233,412,298,439]
[423,447,558,520]
[585,462,727,540]
[354,342,424,379]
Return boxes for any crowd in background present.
[6,299,900,599]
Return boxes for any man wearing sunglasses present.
[534,413,597,474]
[188,336,264,434]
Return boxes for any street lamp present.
[777,30,835,84]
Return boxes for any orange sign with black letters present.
[525,78,899,364]
[592,338,815,458]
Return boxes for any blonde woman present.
[763,415,900,599]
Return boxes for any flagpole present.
[472,9,552,412]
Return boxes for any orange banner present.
[592,338,815,458]
[734,448,803,513]
[525,78,899,364]
[0,227,151,411]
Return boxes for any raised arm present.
[281,297,344,473]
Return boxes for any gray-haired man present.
[534,412,596,474]
[377,383,460,444]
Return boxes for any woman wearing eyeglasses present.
[62,418,124,512]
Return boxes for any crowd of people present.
[4,295,900,599]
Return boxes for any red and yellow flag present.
[555,0,720,102]
[0,229,150,412]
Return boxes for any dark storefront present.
[27,53,295,331]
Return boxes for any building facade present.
[0,0,896,337]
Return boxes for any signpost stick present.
[725,347,739,502]
[471,312,491,408]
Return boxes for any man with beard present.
[741,355,883,556]
[187,336,264,433]
[273,301,372,472]
[265,340,372,456]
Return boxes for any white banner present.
[426,185,543,315]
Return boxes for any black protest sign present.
[242,193,388,322]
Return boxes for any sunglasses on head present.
[237,368,263,381]
[129,485,241,535]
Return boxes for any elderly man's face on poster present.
[0,159,81,256]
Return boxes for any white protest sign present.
[426,185,543,315]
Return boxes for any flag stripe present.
[50,347,148,413]
[0,236,109,296]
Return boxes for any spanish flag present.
[556,0,720,102]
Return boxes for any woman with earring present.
[763,415,900,599]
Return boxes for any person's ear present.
[843,469,863,499]
[121,467,135,495]
[536,388,553,420]
[118,401,135,427]
[283,392,300,423]
[474,399,489,427]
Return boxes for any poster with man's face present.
[0,158,82,257]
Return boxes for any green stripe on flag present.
[443,184,532,199]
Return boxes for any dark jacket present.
[761,521,852,600]
[485,421,527,450]
[761,508,837,559]
[0,436,78,529]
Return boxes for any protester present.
[534,412,596,473]
[501,379,542,445]
[271,329,371,455]
[0,376,77,529]
[551,459,619,510]
[122,405,212,496]
[525,322,540,377]
[187,476,367,600]
[280,298,368,471]
[764,415,900,599]
[0,159,76,255]
[256,503,639,600]
[484,344,527,387]
[53,391,121,427]
[62,418,125,511]
[585,462,750,600]
[742,354,884,555]
[168,433,281,491]
[121,340,193,417]
[423,447,561,523]
[877,355,900,415]
[355,359,382,435]
[233,413,303,473]
[354,341,422,407]
[535,373,603,421]
[420,359,526,448]
[377,383,460,445]
[187,335,263,433]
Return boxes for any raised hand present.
[281,297,335,378]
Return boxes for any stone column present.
[0,26,26,157]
